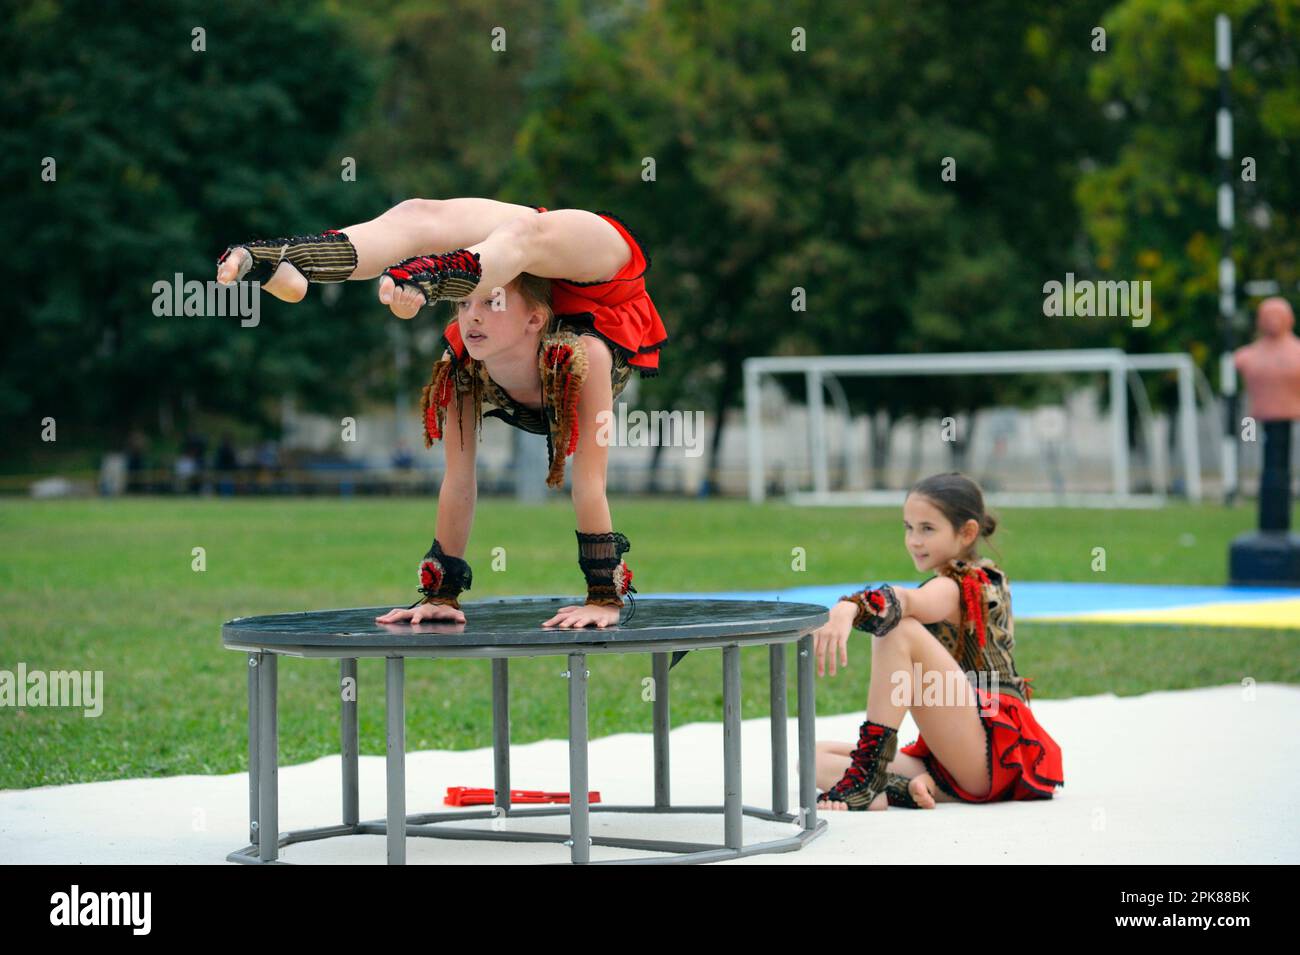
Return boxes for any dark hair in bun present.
[907,471,999,559]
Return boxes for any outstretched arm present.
[895,576,960,624]
[374,383,478,625]
[542,339,625,629]
[570,338,616,533]
[428,383,479,557]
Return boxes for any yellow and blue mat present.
[654,582,1300,630]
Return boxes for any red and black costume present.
[414,207,660,620]
[840,556,1065,804]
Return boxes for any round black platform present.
[222,595,829,655]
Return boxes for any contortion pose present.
[216,198,667,629]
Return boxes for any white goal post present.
[743,348,1214,507]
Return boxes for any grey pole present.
[1217,12,1240,503]
[769,643,788,814]
[247,653,259,846]
[566,653,591,864]
[745,364,765,503]
[797,634,817,831]
[652,652,670,807]
[722,645,743,849]
[257,653,278,863]
[492,658,511,813]
[341,658,358,827]
[386,656,406,865]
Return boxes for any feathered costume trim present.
[418,329,589,490]
[539,329,589,489]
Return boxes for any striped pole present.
[1216,13,1239,504]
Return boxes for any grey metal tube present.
[723,645,742,849]
[492,658,510,814]
[567,653,590,864]
[341,658,358,826]
[257,653,278,863]
[247,653,259,846]
[652,652,670,807]
[769,643,788,814]
[386,656,405,865]
[797,634,817,830]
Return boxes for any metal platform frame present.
[226,633,826,865]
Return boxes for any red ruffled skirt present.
[899,688,1065,802]
[531,206,667,376]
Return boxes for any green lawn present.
[1,496,1297,789]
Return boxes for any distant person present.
[214,433,239,496]
[391,440,415,470]
[125,430,148,494]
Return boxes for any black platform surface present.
[222,596,829,651]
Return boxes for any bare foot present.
[216,247,309,303]
[377,274,428,319]
[909,772,938,809]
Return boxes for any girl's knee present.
[876,615,926,650]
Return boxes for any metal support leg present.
[652,652,670,807]
[247,653,260,846]
[386,656,405,865]
[341,658,358,827]
[723,644,742,850]
[797,634,817,831]
[769,643,788,815]
[257,653,278,863]
[492,658,511,814]
[567,653,590,864]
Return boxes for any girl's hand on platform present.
[542,603,621,629]
[375,602,466,625]
[813,604,856,677]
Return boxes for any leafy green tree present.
[1079,0,1300,374]
[0,0,386,465]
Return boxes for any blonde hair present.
[445,271,555,334]
[512,272,556,337]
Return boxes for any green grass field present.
[2,497,1297,789]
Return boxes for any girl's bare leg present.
[216,197,539,303]
[818,615,991,811]
[381,208,630,319]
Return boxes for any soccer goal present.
[742,348,1219,508]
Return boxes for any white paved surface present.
[2,683,1296,864]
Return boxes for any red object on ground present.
[443,786,602,807]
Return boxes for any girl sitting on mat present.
[215,199,666,629]
[812,471,1064,810]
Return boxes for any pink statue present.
[1234,297,1300,421]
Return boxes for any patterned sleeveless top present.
[472,317,635,437]
[919,555,1035,705]
[422,320,635,490]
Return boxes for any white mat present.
[2,683,1296,864]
